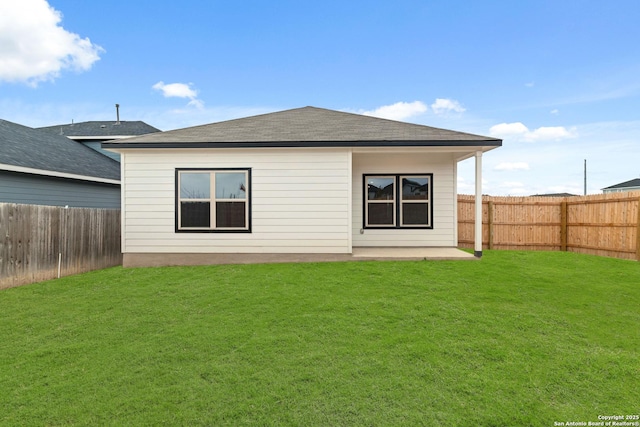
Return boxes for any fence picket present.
[2,192,638,289]
[458,192,640,260]
[0,204,121,289]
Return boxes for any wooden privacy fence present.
[0,203,121,289]
[458,192,640,261]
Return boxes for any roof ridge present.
[101,106,502,146]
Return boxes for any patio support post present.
[474,151,483,258]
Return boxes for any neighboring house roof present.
[602,178,640,190]
[532,193,578,197]
[103,106,502,149]
[38,121,161,139]
[0,119,120,183]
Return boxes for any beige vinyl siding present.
[121,148,351,254]
[352,152,456,247]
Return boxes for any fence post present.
[488,201,494,250]
[636,197,640,261]
[560,201,568,251]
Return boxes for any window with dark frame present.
[176,169,250,232]
[364,174,433,229]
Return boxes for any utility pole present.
[584,159,587,195]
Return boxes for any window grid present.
[212,172,248,230]
[365,175,396,227]
[176,169,250,232]
[399,175,430,227]
[364,174,433,229]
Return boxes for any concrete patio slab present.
[352,247,477,261]
[124,247,477,267]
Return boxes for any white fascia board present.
[0,163,120,185]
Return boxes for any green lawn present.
[1,251,638,426]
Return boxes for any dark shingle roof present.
[0,119,120,181]
[602,178,640,190]
[103,106,502,148]
[38,121,160,137]
[532,193,578,197]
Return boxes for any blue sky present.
[1,0,639,195]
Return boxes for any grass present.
[0,251,638,426]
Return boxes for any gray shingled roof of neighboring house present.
[38,121,160,138]
[532,193,578,197]
[602,178,640,190]
[0,119,121,181]
[103,106,502,149]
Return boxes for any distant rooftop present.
[531,193,578,197]
[1,119,120,181]
[38,121,160,138]
[602,178,640,190]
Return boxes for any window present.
[364,174,432,229]
[176,169,251,232]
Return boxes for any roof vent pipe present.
[115,104,120,125]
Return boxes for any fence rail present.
[0,203,121,289]
[458,192,640,260]
[2,193,638,289]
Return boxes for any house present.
[103,106,501,266]
[38,113,160,162]
[602,178,640,193]
[0,118,121,208]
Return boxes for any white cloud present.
[525,82,535,88]
[153,81,204,109]
[528,126,576,141]
[489,122,577,142]
[489,122,529,137]
[359,98,465,121]
[550,109,559,115]
[431,98,466,115]
[494,162,530,171]
[361,101,427,121]
[456,175,489,194]
[458,119,640,196]
[153,81,198,99]
[187,99,205,109]
[0,0,103,85]
[456,176,473,194]
[492,181,528,195]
